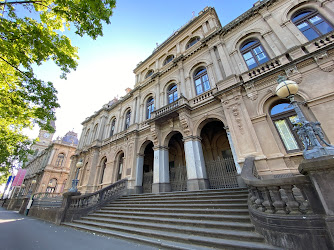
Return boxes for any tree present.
[0,0,116,183]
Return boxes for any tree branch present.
[0,56,29,79]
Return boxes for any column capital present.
[183,135,202,142]
[137,153,145,157]
[153,146,169,151]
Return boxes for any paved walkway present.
[0,207,156,250]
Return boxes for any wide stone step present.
[100,206,250,215]
[122,188,248,199]
[71,219,264,242]
[94,210,251,222]
[63,221,281,249]
[85,214,255,231]
[118,193,249,202]
[105,202,248,209]
[111,198,247,205]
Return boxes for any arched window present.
[117,153,124,181]
[167,84,178,104]
[124,110,131,130]
[55,153,65,167]
[186,36,200,49]
[92,124,98,141]
[100,158,107,184]
[85,129,90,145]
[46,178,57,193]
[163,55,174,66]
[145,70,154,79]
[271,102,303,153]
[146,97,154,119]
[292,9,333,41]
[194,67,210,95]
[110,118,116,137]
[240,39,269,70]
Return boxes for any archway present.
[142,142,154,193]
[168,132,187,191]
[200,120,238,189]
[115,152,124,181]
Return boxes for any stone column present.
[281,20,308,45]
[209,47,223,82]
[135,95,141,123]
[84,148,99,193]
[155,82,160,110]
[134,153,144,194]
[216,43,233,77]
[152,146,171,193]
[178,64,187,99]
[184,136,209,190]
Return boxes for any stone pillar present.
[281,20,308,45]
[216,43,233,77]
[184,136,209,190]
[152,146,171,193]
[155,82,160,110]
[84,148,99,193]
[134,154,144,194]
[178,64,187,99]
[209,47,223,82]
[299,157,334,245]
[135,95,141,123]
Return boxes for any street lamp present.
[69,160,83,192]
[275,76,334,159]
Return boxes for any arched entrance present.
[116,152,124,181]
[168,132,187,191]
[200,120,238,189]
[142,142,154,193]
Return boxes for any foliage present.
[0,0,116,183]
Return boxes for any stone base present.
[132,186,143,194]
[187,178,210,191]
[236,174,247,188]
[152,183,171,193]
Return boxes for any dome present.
[61,131,79,145]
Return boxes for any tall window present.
[100,158,107,184]
[163,55,174,66]
[124,110,131,130]
[92,124,98,141]
[56,153,65,167]
[85,129,90,145]
[167,84,177,104]
[271,102,303,153]
[194,67,210,95]
[146,97,154,119]
[292,9,333,41]
[186,36,200,49]
[110,118,116,137]
[145,70,154,79]
[241,39,269,70]
[117,153,124,181]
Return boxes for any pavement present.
[0,207,156,250]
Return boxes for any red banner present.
[12,169,27,186]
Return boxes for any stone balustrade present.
[151,95,188,119]
[190,89,214,105]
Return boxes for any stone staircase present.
[63,188,281,249]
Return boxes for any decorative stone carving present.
[285,66,302,84]
[150,124,159,145]
[314,52,334,72]
[179,112,192,137]
[231,105,244,134]
[244,82,258,101]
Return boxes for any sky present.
[30,0,259,141]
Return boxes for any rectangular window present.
[274,119,299,151]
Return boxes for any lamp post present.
[275,76,334,159]
[69,160,83,192]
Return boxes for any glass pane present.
[243,51,253,60]
[303,28,319,40]
[195,78,202,86]
[202,74,208,82]
[203,80,210,91]
[315,21,333,35]
[271,103,293,115]
[309,15,322,25]
[297,22,310,31]
[173,92,178,101]
[292,11,311,22]
[246,58,257,69]
[257,52,269,64]
[241,41,256,50]
[196,85,203,95]
[169,94,173,104]
[195,68,205,76]
[275,120,299,151]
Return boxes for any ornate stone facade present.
[69,0,334,194]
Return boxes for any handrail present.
[33,192,62,199]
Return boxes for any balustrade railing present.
[241,156,321,215]
[151,96,188,119]
[68,179,127,210]
[32,192,63,208]
[191,89,214,105]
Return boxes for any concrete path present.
[0,207,156,250]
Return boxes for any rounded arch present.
[232,29,266,50]
[114,150,125,181]
[257,89,309,116]
[163,78,179,92]
[283,1,322,23]
[162,129,185,147]
[194,115,227,137]
[145,69,154,79]
[186,60,210,78]
[163,54,175,66]
[185,36,201,50]
[138,139,155,155]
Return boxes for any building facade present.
[68,0,334,195]
[22,131,78,195]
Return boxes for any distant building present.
[22,131,78,195]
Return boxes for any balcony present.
[150,95,190,121]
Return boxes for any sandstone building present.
[23,131,78,195]
[68,0,334,195]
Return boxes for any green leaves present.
[0,0,116,182]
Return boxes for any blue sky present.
[31,0,258,140]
